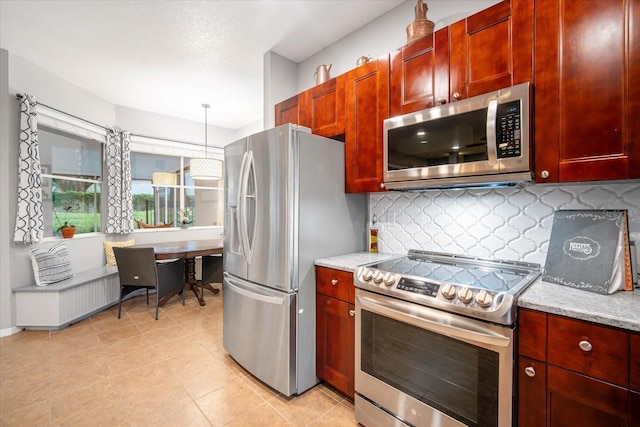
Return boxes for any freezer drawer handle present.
[226,280,285,305]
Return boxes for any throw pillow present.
[29,242,74,286]
[104,239,136,266]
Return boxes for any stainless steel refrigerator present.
[223,124,366,396]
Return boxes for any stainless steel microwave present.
[383,82,532,190]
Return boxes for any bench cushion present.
[29,242,74,286]
[14,265,119,293]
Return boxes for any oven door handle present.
[356,292,511,349]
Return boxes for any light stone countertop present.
[518,280,640,332]
[316,252,640,333]
[314,252,402,273]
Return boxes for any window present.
[130,152,223,229]
[39,126,103,237]
[184,159,224,227]
[36,106,223,236]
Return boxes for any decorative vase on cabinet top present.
[406,0,434,44]
[315,64,332,85]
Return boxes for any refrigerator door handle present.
[244,151,257,264]
[225,279,285,305]
[237,151,249,261]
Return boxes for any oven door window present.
[387,109,489,170]
[361,309,499,427]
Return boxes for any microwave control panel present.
[496,100,522,158]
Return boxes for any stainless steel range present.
[354,250,541,427]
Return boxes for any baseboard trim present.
[0,326,23,337]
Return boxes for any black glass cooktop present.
[369,254,529,293]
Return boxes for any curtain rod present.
[131,133,214,149]
[16,93,110,131]
[16,94,223,150]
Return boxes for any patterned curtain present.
[14,94,44,244]
[104,129,133,234]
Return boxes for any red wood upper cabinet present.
[274,94,303,127]
[389,27,449,116]
[299,75,346,138]
[535,0,639,183]
[344,55,390,193]
[449,0,533,101]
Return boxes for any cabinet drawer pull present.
[349,310,356,317]
[524,366,536,377]
[579,340,593,352]
[331,279,338,286]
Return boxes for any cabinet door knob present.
[453,92,461,100]
[524,366,536,377]
[349,310,356,317]
[379,182,385,189]
[437,98,447,105]
[540,170,550,179]
[331,279,338,286]
[579,340,593,352]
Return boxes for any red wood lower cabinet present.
[316,294,354,399]
[518,356,546,427]
[547,365,628,427]
[518,308,637,426]
[631,391,640,427]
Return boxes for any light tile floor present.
[0,287,358,426]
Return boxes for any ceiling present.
[0,0,404,130]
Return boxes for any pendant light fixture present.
[151,172,177,186]
[190,103,223,180]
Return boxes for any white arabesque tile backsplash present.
[370,182,640,266]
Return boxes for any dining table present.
[132,239,224,306]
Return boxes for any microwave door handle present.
[486,99,499,167]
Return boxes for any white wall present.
[295,0,499,95]
[264,51,299,129]
[0,49,12,333]
[261,0,500,134]
[9,53,116,127]
[234,119,263,141]
[116,105,236,148]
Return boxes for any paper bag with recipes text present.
[542,210,632,295]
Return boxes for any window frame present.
[37,107,225,240]
[129,135,224,231]
[38,106,106,240]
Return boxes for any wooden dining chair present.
[113,247,185,320]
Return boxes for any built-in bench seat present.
[13,266,120,330]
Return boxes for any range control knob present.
[361,268,373,282]
[457,287,474,304]
[372,270,385,284]
[475,290,493,308]
[440,283,457,300]
[383,273,396,286]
